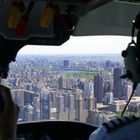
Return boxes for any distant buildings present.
[63,60,69,68]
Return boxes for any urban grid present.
[3,54,140,127]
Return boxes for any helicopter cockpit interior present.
[0,0,140,140]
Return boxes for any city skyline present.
[18,36,131,55]
[6,54,138,126]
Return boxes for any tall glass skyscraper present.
[94,73,103,103]
[114,68,123,98]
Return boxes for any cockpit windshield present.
[3,36,137,127]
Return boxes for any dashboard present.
[17,121,97,140]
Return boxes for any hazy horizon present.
[18,53,121,56]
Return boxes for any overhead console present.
[0,0,112,41]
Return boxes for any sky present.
[18,36,131,55]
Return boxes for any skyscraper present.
[63,60,69,68]
[135,84,140,96]
[58,76,63,90]
[62,93,69,108]
[75,93,84,121]
[114,68,123,98]
[56,94,64,112]
[21,103,33,122]
[86,90,96,111]
[49,108,57,120]
[78,81,84,91]
[58,76,66,90]
[84,81,94,99]
[123,83,132,100]
[24,90,39,105]
[11,89,25,106]
[94,73,103,103]
[104,82,112,93]
[68,94,75,111]
[32,97,40,121]
[50,91,57,108]
[40,93,50,120]
[104,91,113,105]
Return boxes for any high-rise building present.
[86,90,96,111]
[78,81,84,90]
[106,60,113,69]
[11,89,25,106]
[128,102,140,112]
[75,93,84,121]
[104,82,112,94]
[103,82,113,105]
[68,111,75,121]
[40,94,50,120]
[94,73,103,103]
[104,91,113,105]
[114,68,123,98]
[123,83,132,100]
[68,94,75,111]
[103,72,112,82]
[50,91,57,108]
[58,76,65,90]
[32,97,40,121]
[62,93,69,108]
[56,111,69,120]
[58,76,63,90]
[63,60,69,68]
[84,81,94,99]
[56,94,64,112]
[24,90,39,105]
[135,84,140,96]
[49,108,57,120]
[21,103,33,122]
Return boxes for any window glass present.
[3,36,137,127]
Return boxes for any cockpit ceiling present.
[73,1,140,36]
[0,0,139,40]
[0,0,112,40]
